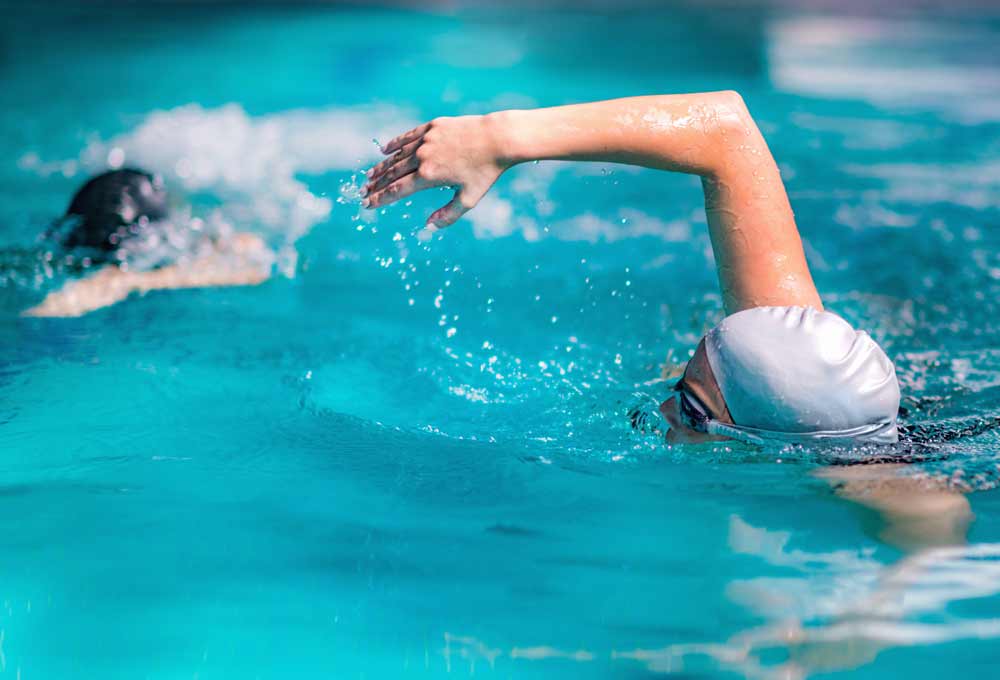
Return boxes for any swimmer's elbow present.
[713,90,749,119]
[643,90,761,179]
[711,90,757,143]
[705,90,771,178]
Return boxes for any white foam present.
[76,103,416,244]
[15,103,417,275]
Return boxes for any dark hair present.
[58,168,168,252]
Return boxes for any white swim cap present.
[703,306,900,444]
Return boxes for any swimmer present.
[364,92,969,547]
[22,168,273,317]
[363,92,895,445]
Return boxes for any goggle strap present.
[705,420,766,446]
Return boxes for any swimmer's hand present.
[363,115,511,232]
[22,233,272,318]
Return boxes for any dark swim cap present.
[61,168,168,252]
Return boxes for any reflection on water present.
[768,15,1000,123]
[446,514,1000,679]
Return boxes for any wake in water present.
[5,102,417,306]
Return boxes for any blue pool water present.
[3,2,1000,678]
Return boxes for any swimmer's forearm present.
[491,91,748,176]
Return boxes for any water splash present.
[14,102,417,284]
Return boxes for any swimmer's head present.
[662,306,900,446]
[660,338,732,444]
[57,168,168,252]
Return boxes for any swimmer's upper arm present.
[501,90,822,312]
[22,233,272,317]
[697,92,822,313]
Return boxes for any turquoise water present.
[3,2,1000,678]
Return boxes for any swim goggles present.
[671,380,897,446]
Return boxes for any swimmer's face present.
[660,339,733,444]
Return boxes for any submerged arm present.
[364,91,821,313]
[817,464,973,551]
[22,233,272,318]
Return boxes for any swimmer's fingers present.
[381,123,431,155]
[426,189,480,230]
[364,174,433,209]
[365,153,419,195]
[367,140,420,181]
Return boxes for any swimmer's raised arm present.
[364,91,821,313]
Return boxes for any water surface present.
[2,2,1000,678]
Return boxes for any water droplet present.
[107,147,125,169]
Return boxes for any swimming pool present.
[3,1,1000,677]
